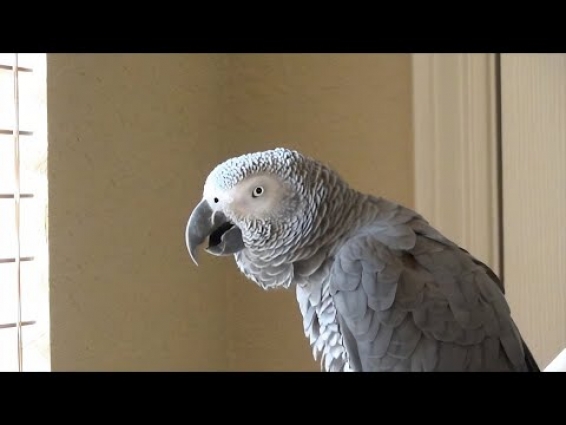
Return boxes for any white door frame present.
[411,53,501,276]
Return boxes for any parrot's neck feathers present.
[297,275,352,372]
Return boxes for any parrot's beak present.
[185,199,245,265]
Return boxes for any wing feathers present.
[329,208,534,372]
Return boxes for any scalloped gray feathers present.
[328,198,529,371]
[201,148,539,372]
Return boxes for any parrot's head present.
[186,147,345,266]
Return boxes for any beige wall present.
[47,53,414,371]
[501,54,566,368]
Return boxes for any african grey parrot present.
[185,148,540,372]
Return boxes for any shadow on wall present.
[47,53,414,371]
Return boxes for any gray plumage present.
[186,147,540,372]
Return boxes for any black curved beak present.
[185,199,245,265]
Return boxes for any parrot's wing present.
[457,246,540,372]
[329,222,532,372]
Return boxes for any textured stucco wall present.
[47,53,413,371]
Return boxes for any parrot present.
[185,147,540,372]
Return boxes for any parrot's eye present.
[252,186,264,198]
[213,197,219,203]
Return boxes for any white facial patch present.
[227,174,291,220]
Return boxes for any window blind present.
[0,53,49,371]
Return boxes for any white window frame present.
[0,53,50,371]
